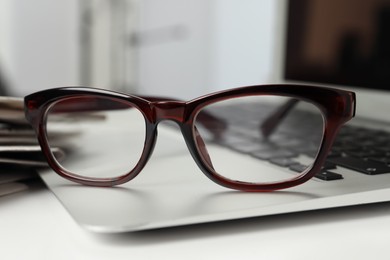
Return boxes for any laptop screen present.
[284,0,390,91]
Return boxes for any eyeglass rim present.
[24,84,356,191]
[186,84,355,191]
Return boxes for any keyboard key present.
[345,150,381,158]
[368,156,390,164]
[269,157,299,167]
[252,149,297,160]
[322,161,337,170]
[328,156,390,175]
[289,163,308,172]
[315,171,343,181]
[288,163,342,181]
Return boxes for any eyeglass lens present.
[45,96,146,179]
[194,96,324,184]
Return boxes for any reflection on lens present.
[46,96,146,179]
[194,95,324,184]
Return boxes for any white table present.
[1,179,390,260]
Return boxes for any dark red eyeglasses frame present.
[24,84,356,191]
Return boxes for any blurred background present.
[0,0,277,98]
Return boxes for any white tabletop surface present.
[1,179,390,260]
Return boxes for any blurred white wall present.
[210,0,277,91]
[137,0,278,98]
[0,0,12,70]
[136,0,213,98]
[0,0,80,96]
[0,0,279,98]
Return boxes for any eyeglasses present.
[24,84,355,191]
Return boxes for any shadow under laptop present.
[89,200,390,247]
[4,170,390,249]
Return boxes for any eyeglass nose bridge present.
[151,101,187,123]
[150,100,215,172]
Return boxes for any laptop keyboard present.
[207,103,390,182]
[327,126,390,176]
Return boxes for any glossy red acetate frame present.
[24,84,356,191]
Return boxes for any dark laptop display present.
[284,0,390,91]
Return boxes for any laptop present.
[35,0,390,232]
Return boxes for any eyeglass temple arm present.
[260,98,299,138]
[146,96,298,140]
[147,96,299,140]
